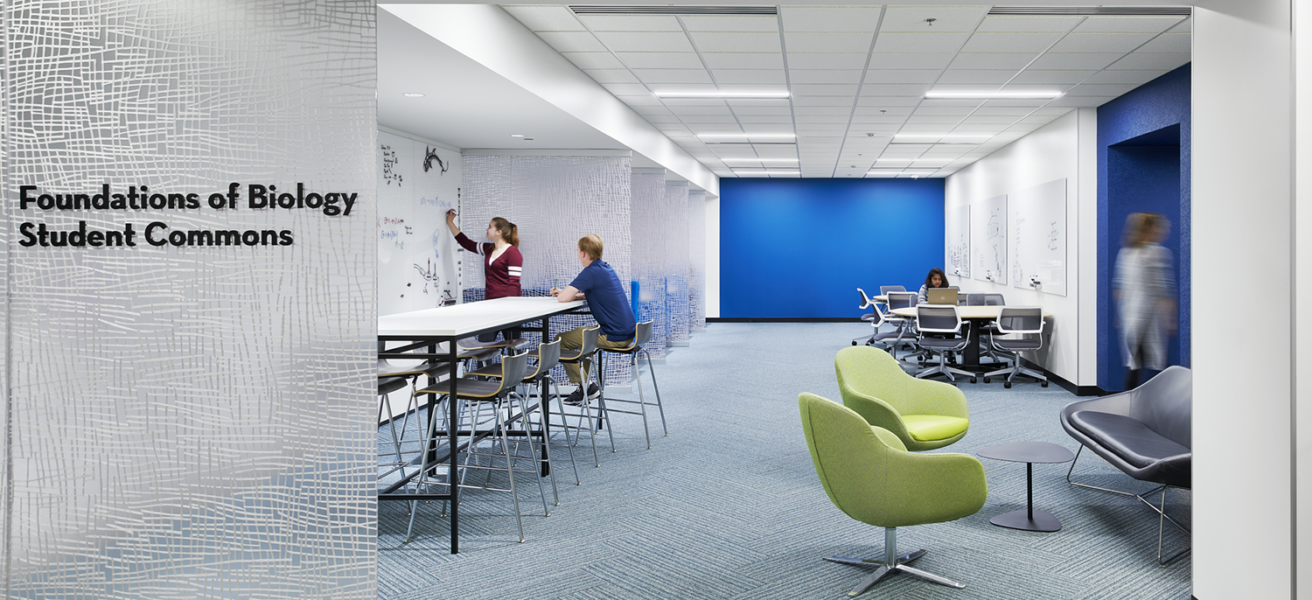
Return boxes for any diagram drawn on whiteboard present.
[423,146,450,174]
[381,144,403,186]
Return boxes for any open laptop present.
[927,287,959,306]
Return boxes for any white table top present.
[378,297,586,338]
[890,305,1051,319]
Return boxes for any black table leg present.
[989,461,1062,532]
[964,320,981,367]
[448,340,460,554]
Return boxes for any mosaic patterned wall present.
[664,182,691,345]
[688,191,706,331]
[3,2,377,597]
[631,169,668,360]
[461,154,633,385]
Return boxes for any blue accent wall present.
[720,178,945,318]
[1097,64,1190,391]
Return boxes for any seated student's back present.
[571,258,635,341]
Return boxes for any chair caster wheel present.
[983,377,991,384]
[970,377,977,384]
[1004,382,1012,389]
[852,341,858,346]
[1042,381,1049,388]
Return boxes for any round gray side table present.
[977,441,1075,533]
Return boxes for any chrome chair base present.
[823,528,964,596]
[1065,446,1191,565]
[916,354,974,382]
[983,362,1047,387]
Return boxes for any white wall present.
[944,109,1098,387]
[705,194,721,319]
[1194,4,1293,599]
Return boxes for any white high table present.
[377,297,585,553]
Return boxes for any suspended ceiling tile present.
[879,6,988,32]
[503,6,585,32]
[1028,53,1122,71]
[874,32,972,54]
[669,106,733,116]
[913,105,978,116]
[578,15,682,31]
[961,115,1020,124]
[642,115,683,124]
[699,53,786,70]
[1030,106,1075,116]
[1137,33,1191,54]
[681,116,742,124]
[786,53,869,70]
[616,94,664,106]
[736,116,795,124]
[855,96,921,108]
[786,31,875,53]
[754,145,800,158]
[595,31,696,53]
[712,69,788,84]
[680,15,780,32]
[1049,32,1157,54]
[633,69,714,85]
[948,52,1040,70]
[880,143,932,154]
[661,97,727,107]
[1076,15,1185,33]
[1017,115,1058,124]
[974,15,1083,33]
[793,96,859,107]
[1169,18,1192,34]
[537,31,608,52]
[960,32,1066,54]
[861,83,933,97]
[1044,95,1116,107]
[789,69,864,84]
[796,115,851,124]
[917,97,985,107]
[562,52,626,70]
[1082,70,1166,85]
[732,105,794,115]
[1108,53,1190,70]
[863,69,940,84]
[973,106,1035,116]
[586,69,641,84]
[691,32,783,53]
[1065,83,1139,96]
[781,6,884,32]
[1010,70,1096,85]
[725,97,792,108]
[899,122,963,132]
[615,52,704,69]
[800,123,851,131]
[792,83,859,96]
[906,115,963,124]
[937,69,1017,84]
[868,52,956,70]
[795,106,853,116]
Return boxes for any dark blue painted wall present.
[720,178,945,318]
[1097,64,1191,391]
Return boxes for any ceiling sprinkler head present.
[867,132,875,137]
[925,18,937,26]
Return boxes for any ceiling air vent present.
[569,5,777,15]
[988,7,1190,16]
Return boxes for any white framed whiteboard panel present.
[378,131,463,316]
[1011,178,1067,296]
[946,204,970,279]
[972,194,1007,285]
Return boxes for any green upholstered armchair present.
[799,393,988,595]
[835,346,970,451]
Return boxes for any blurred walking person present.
[1114,212,1176,389]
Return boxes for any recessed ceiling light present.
[698,133,796,141]
[656,91,790,99]
[924,90,1063,99]
[403,93,425,98]
[511,134,525,138]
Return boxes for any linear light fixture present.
[403,93,425,97]
[925,90,1063,99]
[656,90,790,99]
[698,133,796,141]
[721,158,799,164]
[989,6,1190,15]
[734,169,800,176]
[893,133,992,141]
[570,5,777,15]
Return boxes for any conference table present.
[377,296,586,553]
[889,305,1051,369]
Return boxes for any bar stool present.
[412,352,544,543]
[545,326,610,467]
[595,321,667,450]
[467,339,579,488]
[378,357,451,453]
[378,376,413,481]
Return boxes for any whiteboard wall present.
[945,204,970,280]
[972,194,1007,285]
[1011,178,1067,296]
[378,130,462,316]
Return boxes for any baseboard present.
[1018,358,1107,396]
[706,317,864,323]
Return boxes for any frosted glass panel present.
[665,182,690,344]
[689,191,706,331]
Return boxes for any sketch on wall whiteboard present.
[1011,178,1067,296]
[972,194,1007,285]
[378,132,462,315]
[945,204,970,279]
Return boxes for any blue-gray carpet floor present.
[378,323,1190,599]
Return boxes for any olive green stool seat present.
[798,393,988,596]
[835,346,970,451]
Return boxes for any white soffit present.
[498,4,1191,179]
[381,4,720,194]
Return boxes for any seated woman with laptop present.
[918,268,957,305]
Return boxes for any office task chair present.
[596,321,667,450]
[883,291,920,360]
[879,285,906,296]
[982,308,1048,388]
[854,288,903,349]
[798,393,987,596]
[414,352,545,543]
[467,339,578,488]
[835,346,970,451]
[966,293,1008,363]
[915,305,975,383]
[1060,366,1192,564]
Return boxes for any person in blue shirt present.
[551,233,636,405]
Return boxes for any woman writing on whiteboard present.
[447,209,523,342]
[1114,212,1176,390]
